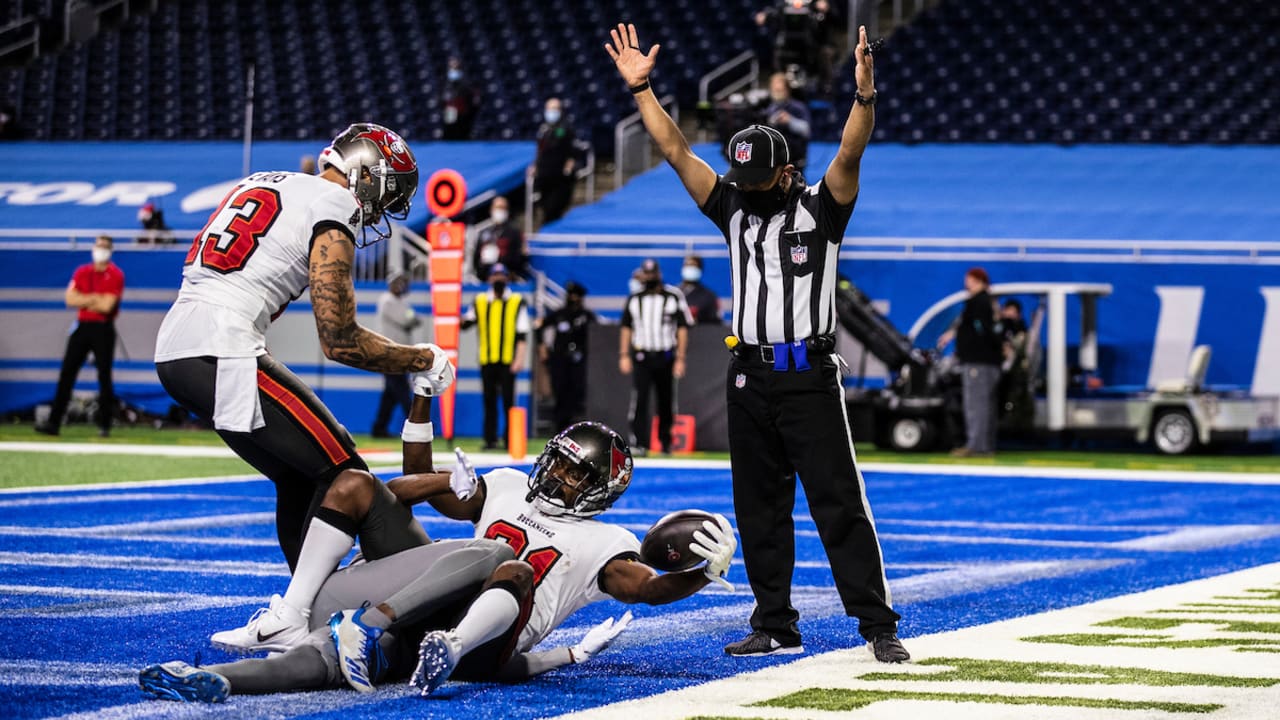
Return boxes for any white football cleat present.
[139,661,229,703]
[210,594,310,654]
[411,630,463,696]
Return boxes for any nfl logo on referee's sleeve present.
[734,142,752,163]
[790,244,808,265]
[735,373,746,388]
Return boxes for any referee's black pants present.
[628,349,675,453]
[49,320,116,432]
[726,353,900,643]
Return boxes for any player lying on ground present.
[139,421,736,702]
[390,421,736,696]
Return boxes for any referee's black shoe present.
[869,633,910,663]
[724,630,803,657]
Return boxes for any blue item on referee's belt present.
[791,339,810,371]
[769,342,810,372]
[771,343,789,371]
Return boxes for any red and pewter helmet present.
[319,123,419,245]
[526,422,634,518]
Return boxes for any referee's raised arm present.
[825,25,878,206]
[605,23,717,207]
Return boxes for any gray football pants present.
[208,538,514,694]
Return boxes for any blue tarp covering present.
[0,141,534,231]
[543,143,1280,241]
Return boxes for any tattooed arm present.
[308,228,433,373]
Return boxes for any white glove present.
[689,513,737,591]
[570,611,632,663]
[414,343,455,396]
[450,447,478,501]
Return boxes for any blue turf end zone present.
[1,464,1279,718]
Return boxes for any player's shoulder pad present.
[482,467,529,491]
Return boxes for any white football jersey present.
[473,468,641,652]
[155,171,360,361]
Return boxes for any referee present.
[619,258,692,455]
[606,23,908,662]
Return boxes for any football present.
[640,509,717,572]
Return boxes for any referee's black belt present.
[731,334,835,371]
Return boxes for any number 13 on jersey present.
[185,186,283,273]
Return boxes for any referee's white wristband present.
[401,420,434,443]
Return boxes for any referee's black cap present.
[725,124,790,186]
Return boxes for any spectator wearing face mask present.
[441,56,480,141]
[678,254,722,325]
[531,97,578,223]
[538,281,597,432]
[763,72,811,173]
[472,196,528,282]
[136,202,174,244]
[37,235,125,437]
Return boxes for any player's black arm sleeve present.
[492,647,575,681]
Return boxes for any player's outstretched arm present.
[825,25,877,206]
[308,228,434,374]
[493,612,633,680]
[605,23,716,207]
[599,555,714,605]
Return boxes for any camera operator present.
[754,0,838,93]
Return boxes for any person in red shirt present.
[36,235,125,437]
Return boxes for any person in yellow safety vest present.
[462,263,531,450]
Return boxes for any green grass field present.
[1,422,1276,490]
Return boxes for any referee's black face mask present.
[740,167,792,218]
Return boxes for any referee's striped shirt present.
[700,178,856,345]
[621,285,693,352]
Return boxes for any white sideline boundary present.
[551,562,1280,720]
[2,440,1278,493]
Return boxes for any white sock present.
[281,517,354,614]
[452,588,520,653]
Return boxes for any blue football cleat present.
[138,661,229,703]
[411,630,462,697]
[329,607,387,693]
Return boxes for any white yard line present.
[0,551,289,577]
[4,441,1276,489]
[0,583,271,617]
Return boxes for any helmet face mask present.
[527,422,633,518]
[318,123,419,247]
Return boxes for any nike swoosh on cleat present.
[255,627,289,643]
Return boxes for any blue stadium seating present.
[0,0,764,150]
[842,0,1280,144]
[5,1,1275,147]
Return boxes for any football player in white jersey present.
[138,422,736,703]
[387,421,737,696]
[153,123,455,646]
